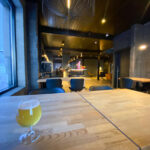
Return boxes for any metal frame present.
[45,46,100,53]
[0,0,16,94]
[40,25,114,40]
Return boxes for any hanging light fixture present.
[101,18,106,24]
[67,0,71,10]
[101,0,109,25]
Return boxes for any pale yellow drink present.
[16,100,42,127]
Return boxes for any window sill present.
[0,87,26,97]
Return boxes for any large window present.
[0,0,16,93]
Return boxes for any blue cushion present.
[49,88,65,93]
[70,79,84,91]
[123,78,133,89]
[46,79,62,89]
[89,86,113,91]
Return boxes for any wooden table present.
[127,77,150,83]
[80,89,150,150]
[0,92,137,150]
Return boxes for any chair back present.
[46,79,62,89]
[70,79,84,91]
[123,78,133,89]
[89,86,112,91]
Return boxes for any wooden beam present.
[40,26,113,40]
[45,46,100,53]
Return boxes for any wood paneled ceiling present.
[37,0,150,54]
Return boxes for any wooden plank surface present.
[0,93,138,150]
[79,89,150,150]
[125,77,150,83]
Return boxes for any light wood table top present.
[80,89,150,150]
[37,77,90,83]
[0,92,137,150]
[121,77,150,83]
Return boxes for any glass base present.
[19,128,40,145]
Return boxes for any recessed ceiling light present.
[106,33,109,37]
[101,18,106,24]
[139,44,147,50]
[94,41,98,44]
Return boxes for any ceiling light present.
[94,41,98,45]
[106,33,109,37]
[139,44,147,50]
[67,0,71,9]
[101,18,106,24]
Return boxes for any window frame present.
[0,0,17,94]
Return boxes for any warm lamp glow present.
[67,0,71,9]
[139,44,147,50]
[101,18,106,24]
[42,54,50,62]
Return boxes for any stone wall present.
[130,23,150,78]
[114,29,132,51]
[114,22,150,80]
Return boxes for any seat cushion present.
[89,86,113,91]
[30,88,65,95]
[49,88,65,93]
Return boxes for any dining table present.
[0,90,140,150]
[127,77,150,83]
[80,89,150,150]
[119,77,150,89]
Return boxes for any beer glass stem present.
[29,126,35,136]
[30,126,33,132]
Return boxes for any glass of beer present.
[16,100,42,144]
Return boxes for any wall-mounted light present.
[61,41,65,46]
[67,0,71,9]
[139,44,148,50]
